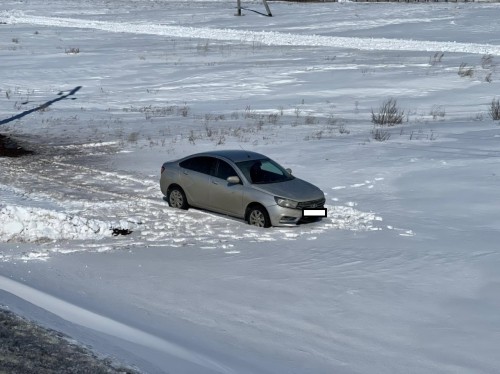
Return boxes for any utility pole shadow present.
[0,86,82,126]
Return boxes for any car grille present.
[297,198,325,210]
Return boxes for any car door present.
[208,159,245,217]
[178,156,216,208]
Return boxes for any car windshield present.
[236,158,294,184]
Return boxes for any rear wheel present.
[247,205,271,228]
[167,186,188,210]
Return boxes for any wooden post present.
[235,0,272,17]
[262,0,272,17]
[236,0,242,16]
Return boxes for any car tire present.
[167,186,189,210]
[247,205,271,228]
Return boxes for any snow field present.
[1,1,500,374]
[0,147,385,259]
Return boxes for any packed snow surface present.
[3,11,500,55]
[1,1,500,373]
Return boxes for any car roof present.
[189,150,266,163]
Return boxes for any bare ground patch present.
[0,308,139,374]
[0,135,33,157]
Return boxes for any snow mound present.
[326,205,382,231]
[0,204,130,243]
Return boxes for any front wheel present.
[167,186,189,210]
[247,205,271,228]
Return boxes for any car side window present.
[179,156,216,175]
[215,160,237,180]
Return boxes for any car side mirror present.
[227,176,241,184]
[286,168,292,175]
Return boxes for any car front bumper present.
[267,204,323,227]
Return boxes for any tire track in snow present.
[2,11,500,55]
[1,156,246,252]
[0,275,234,374]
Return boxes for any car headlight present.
[274,197,298,209]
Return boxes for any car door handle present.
[211,179,218,185]
[183,171,188,175]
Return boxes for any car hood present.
[252,177,324,202]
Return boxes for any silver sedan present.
[160,150,325,227]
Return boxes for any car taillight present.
[161,166,165,174]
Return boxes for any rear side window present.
[215,160,237,180]
[179,156,216,175]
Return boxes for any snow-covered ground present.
[1,1,500,373]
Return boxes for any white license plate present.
[302,208,327,217]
